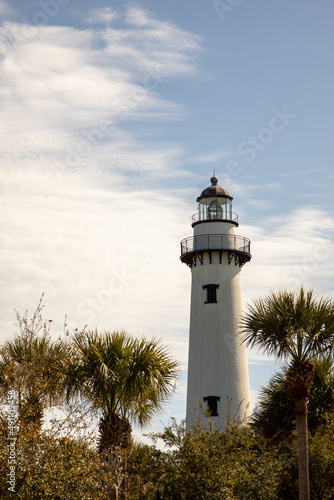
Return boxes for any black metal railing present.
[191,212,239,224]
[180,234,251,257]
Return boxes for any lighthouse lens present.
[208,200,222,220]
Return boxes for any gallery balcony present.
[180,234,251,268]
[191,211,239,227]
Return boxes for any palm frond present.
[242,287,334,362]
[64,330,180,430]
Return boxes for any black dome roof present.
[197,176,232,202]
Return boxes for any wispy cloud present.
[0,165,192,348]
[0,9,202,180]
[85,7,120,24]
[0,7,203,364]
[242,207,334,307]
[125,6,160,28]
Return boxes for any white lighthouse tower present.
[180,176,252,430]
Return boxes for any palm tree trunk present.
[98,412,131,499]
[122,450,127,500]
[100,448,123,500]
[295,397,310,500]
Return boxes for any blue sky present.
[1,0,334,439]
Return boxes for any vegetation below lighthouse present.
[1,288,334,499]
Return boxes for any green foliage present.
[253,357,334,441]
[127,417,334,500]
[242,286,334,500]
[127,418,294,500]
[127,442,167,500]
[309,357,334,429]
[0,299,182,499]
[63,329,180,497]
[309,420,334,500]
[252,369,295,441]
[1,297,334,499]
[0,403,107,499]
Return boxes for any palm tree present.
[0,335,68,428]
[252,368,295,443]
[64,330,180,499]
[242,287,334,500]
[253,357,334,442]
[0,298,69,429]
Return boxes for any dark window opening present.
[203,396,220,417]
[203,284,219,304]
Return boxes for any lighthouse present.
[180,176,252,430]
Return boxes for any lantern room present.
[192,176,238,226]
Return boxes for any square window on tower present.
[203,396,221,417]
[203,284,219,304]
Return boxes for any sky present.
[1,0,334,441]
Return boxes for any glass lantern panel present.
[208,200,222,220]
[198,197,232,221]
[223,199,232,220]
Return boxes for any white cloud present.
[0,166,191,354]
[85,7,120,24]
[0,9,203,378]
[241,207,334,306]
[125,6,157,28]
[0,15,202,173]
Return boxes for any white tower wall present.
[187,261,251,429]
